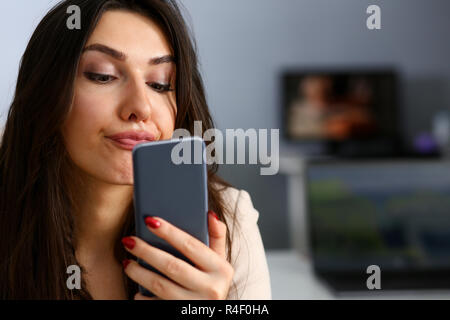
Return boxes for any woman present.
[0,0,271,299]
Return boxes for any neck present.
[70,169,133,264]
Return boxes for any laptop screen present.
[306,160,450,274]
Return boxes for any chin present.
[93,164,134,185]
[108,157,134,184]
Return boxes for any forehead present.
[85,10,173,59]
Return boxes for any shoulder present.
[219,186,259,223]
[216,185,272,300]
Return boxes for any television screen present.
[306,160,450,289]
[283,69,399,145]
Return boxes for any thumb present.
[208,210,227,259]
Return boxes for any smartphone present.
[132,136,209,297]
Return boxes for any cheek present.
[159,111,176,139]
[154,94,177,140]
[62,89,127,181]
[64,91,113,152]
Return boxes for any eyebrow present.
[82,43,175,65]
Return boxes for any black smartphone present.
[132,136,209,297]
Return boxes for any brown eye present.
[84,72,115,84]
[148,82,174,93]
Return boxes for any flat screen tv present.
[282,68,402,157]
[306,160,450,291]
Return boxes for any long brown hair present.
[0,0,237,299]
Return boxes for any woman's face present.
[62,10,177,185]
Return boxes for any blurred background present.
[1,0,450,299]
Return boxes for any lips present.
[106,131,156,151]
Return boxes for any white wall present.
[0,0,60,123]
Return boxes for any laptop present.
[305,159,450,293]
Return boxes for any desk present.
[266,250,332,299]
[266,250,450,300]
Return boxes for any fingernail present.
[145,216,161,229]
[121,237,135,250]
[122,259,130,269]
[209,210,219,221]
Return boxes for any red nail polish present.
[145,216,161,228]
[121,237,135,250]
[122,259,130,269]
[209,210,219,221]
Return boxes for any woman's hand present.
[121,211,234,300]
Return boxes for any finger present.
[144,216,222,272]
[123,260,197,300]
[134,292,161,300]
[122,236,209,291]
[207,211,227,259]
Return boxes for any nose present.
[119,75,152,122]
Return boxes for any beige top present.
[221,187,272,300]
